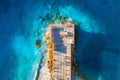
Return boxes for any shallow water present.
[0,0,120,80]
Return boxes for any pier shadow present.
[75,25,107,80]
[35,64,42,80]
[75,23,120,80]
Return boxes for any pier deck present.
[50,23,75,80]
[39,23,75,80]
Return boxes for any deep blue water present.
[0,0,120,80]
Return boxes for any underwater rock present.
[34,39,41,47]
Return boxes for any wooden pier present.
[39,23,75,80]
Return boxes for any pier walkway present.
[49,23,75,80]
[38,23,76,80]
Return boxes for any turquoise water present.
[0,0,120,80]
